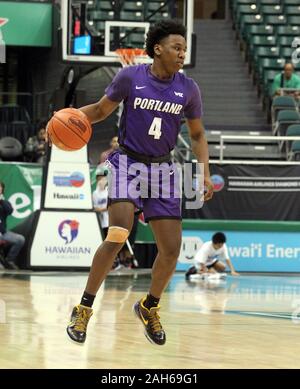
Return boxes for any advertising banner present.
[0,163,97,229]
[31,211,102,267]
[178,230,300,272]
[50,145,88,163]
[0,163,42,229]
[45,162,93,209]
[183,164,300,221]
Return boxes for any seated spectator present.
[185,232,239,279]
[272,63,300,100]
[24,120,47,163]
[93,165,109,238]
[99,136,119,164]
[0,181,25,269]
[92,164,121,270]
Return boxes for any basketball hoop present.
[116,48,146,67]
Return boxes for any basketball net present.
[116,48,146,67]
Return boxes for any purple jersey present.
[105,64,203,157]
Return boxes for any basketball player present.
[185,232,239,279]
[65,20,214,345]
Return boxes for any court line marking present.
[225,310,293,320]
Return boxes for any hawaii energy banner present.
[178,229,300,272]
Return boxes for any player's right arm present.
[80,66,133,124]
[194,245,208,273]
[79,96,120,124]
[199,263,208,273]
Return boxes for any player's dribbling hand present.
[231,271,240,276]
[204,177,214,201]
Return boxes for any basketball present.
[47,108,92,151]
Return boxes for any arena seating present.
[230,0,300,160]
[0,104,34,161]
[231,0,300,100]
[86,0,173,49]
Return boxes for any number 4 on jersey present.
[148,117,162,140]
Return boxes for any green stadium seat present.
[286,125,300,157]
[284,5,300,16]
[237,4,259,14]
[96,1,113,11]
[260,5,283,15]
[123,2,144,12]
[253,47,280,78]
[232,0,255,5]
[277,36,296,47]
[236,4,260,27]
[290,141,300,160]
[280,47,294,59]
[250,35,277,47]
[284,0,300,5]
[249,35,277,58]
[147,12,169,21]
[286,124,300,137]
[262,69,278,98]
[246,24,274,36]
[259,0,281,4]
[263,69,278,87]
[272,96,297,122]
[127,33,145,46]
[264,15,287,26]
[274,109,300,136]
[264,69,279,81]
[259,57,286,73]
[244,24,274,43]
[231,0,256,16]
[147,3,169,12]
[95,21,105,32]
[254,46,280,60]
[240,13,263,32]
[120,11,144,21]
[276,25,300,36]
[89,10,115,20]
[287,15,300,25]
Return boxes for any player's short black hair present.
[145,20,186,58]
[212,232,226,244]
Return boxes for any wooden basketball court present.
[0,270,299,369]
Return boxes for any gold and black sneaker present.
[133,297,166,346]
[66,304,93,344]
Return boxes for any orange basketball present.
[47,108,92,151]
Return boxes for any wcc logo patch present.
[58,220,79,244]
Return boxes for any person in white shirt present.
[185,232,239,279]
[93,164,109,238]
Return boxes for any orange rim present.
[116,48,146,66]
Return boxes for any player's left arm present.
[186,117,213,201]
